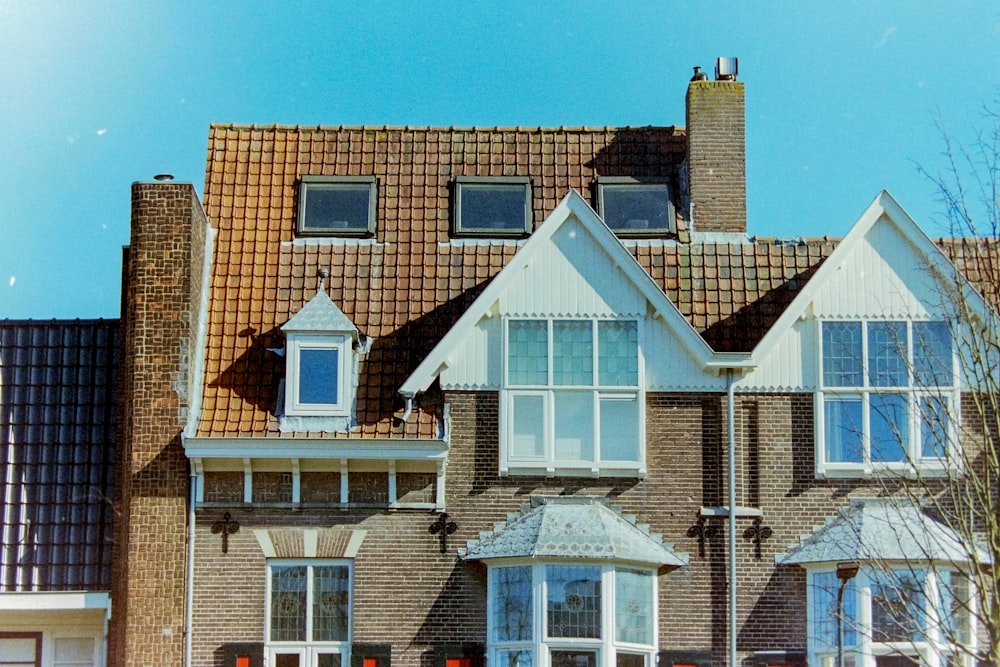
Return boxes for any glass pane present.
[460,184,528,231]
[938,570,971,645]
[870,393,908,463]
[0,637,37,663]
[616,655,646,667]
[274,655,301,667]
[271,566,307,641]
[554,391,594,462]
[496,651,533,667]
[551,651,598,667]
[615,569,653,644]
[914,321,953,387]
[872,570,925,642]
[509,320,548,385]
[824,397,863,463]
[317,655,342,667]
[920,395,949,458]
[811,570,857,651]
[822,322,863,387]
[553,321,593,385]
[303,184,372,231]
[511,394,545,458]
[601,184,671,231]
[598,321,638,386]
[547,565,601,639]
[868,322,908,387]
[299,348,339,405]
[313,565,350,641]
[493,566,533,642]
[54,637,94,666]
[600,396,639,462]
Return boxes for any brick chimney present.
[111,179,209,667]
[686,59,747,234]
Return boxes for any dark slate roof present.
[0,320,119,592]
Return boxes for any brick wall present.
[686,80,747,234]
[111,182,207,667]
[184,389,953,667]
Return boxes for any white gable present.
[401,191,725,396]
[739,191,984,391]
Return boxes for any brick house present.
[4,62,992,667]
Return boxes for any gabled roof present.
[459,496,687,567]
[282,288,358,335]
[400,190,719,396]
[0,319,119,592]
[777,497,981,565]
[749,191,992,364]
[196,124,843,439]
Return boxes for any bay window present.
[502,318,643,475]
[267,562,352,667]
[817,321,956,475]
[808,566,973,667]
[489,563,656,667]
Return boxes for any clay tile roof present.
[197,124,840,439]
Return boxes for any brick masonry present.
[111,182,208,667]
[182,389,959,667]
[686,81,747,234]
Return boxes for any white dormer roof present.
[282,289,359,336]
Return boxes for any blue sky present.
[1,1,998,319]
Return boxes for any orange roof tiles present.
[198,124,836,439]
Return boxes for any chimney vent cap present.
[715,57,738,81]
[690,66,709,82]
[153,173,175,182]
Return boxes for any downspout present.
[185,471,197,667]
[727,369,737,667]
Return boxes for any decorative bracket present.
[211,511,240,554]
[742,516,773,560]
[429,512,458,554]
[686,515,719,559]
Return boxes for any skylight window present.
[298,176,376,236]
[596,178,673,236]
[453,177,532,237]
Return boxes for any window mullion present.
[861,322,871,466]
[306,565,314,643]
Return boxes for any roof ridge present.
[207,122,684,134]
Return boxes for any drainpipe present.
[185,471,197,667]
[727,369,737,667]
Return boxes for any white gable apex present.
[740,191,990,390]
[400,191,723,396]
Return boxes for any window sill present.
[499,464,645,479]
[816,463,956,480]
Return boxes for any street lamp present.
[836,561,860,667]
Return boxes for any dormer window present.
[596,177,673,236]
[287,335,351,416]
[298,176,376,236]
[453,177,532,237]
[280,283,361,431]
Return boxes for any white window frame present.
[452,176,532,237]
[806,565,975,667]
[500,318,646,477]
[487,562,658,667]
[815,320,958,478]
[298,176,376,237]
[266,560,353,667]
[285,334,352,417]
[595,177,674,237]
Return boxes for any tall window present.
[503,319,642,474]
[817,320,955,475]
[285,335,352,417]
[268,562,352,667]
[489,564,656,667]
[808,566,972,666]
